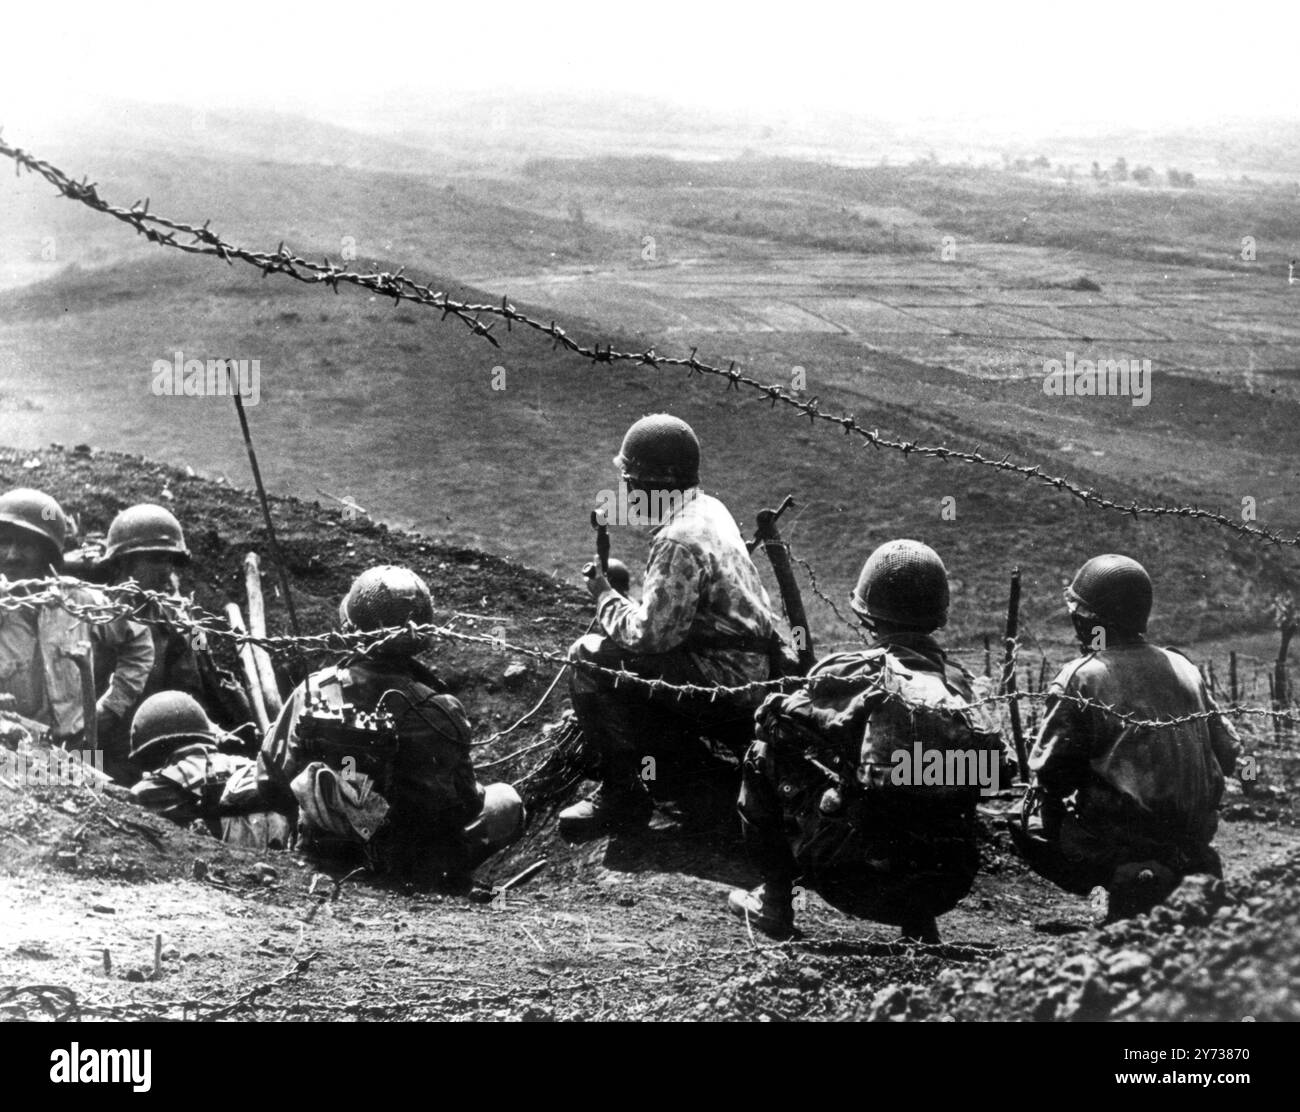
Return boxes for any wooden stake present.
[1276,625,1293,742]
[226,603,270,734]
[243,552,283,717]
[1001,568,1029,782]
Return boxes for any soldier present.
[258,565,524,881]
[0,488,153,766]
[558,414,779,836]
[729,540,1004,942]
[1011,554,1241,920]
[128,690,291,847]
[97,504,254,762]
[101,505,202,700]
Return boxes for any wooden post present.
[1276,625,1294,742]
[1229,651,1238,704]
[1001,568,1029,782]
[226,603,270,734]
[243,552,283,717]
[983,634,992,678]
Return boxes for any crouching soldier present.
[558,414,779,836]
[1010,554,1241,920]
[0,488,153,776]
[96,503,255,772]
[128,691,291,847]
[258,565,524,882]
[729,540,1005,943]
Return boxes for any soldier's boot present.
[898,914,941,945]
[727,882,795,940]
[1107,860,1179,920]
[558,777,653,838]
[1088,885,1112,925]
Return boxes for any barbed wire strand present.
[2,577,1295,734]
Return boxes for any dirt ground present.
[1,447,1296,1022]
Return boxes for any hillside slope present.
[0,447,1296,1023]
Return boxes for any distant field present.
[2,140,1298,664]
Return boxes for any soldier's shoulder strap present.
[1049,653,1095,693]
[405,657,447,693]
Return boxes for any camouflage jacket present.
[1030,641,1240,849]
[0,582,153,738]
[594,489,775,687]
[131,742,253,827]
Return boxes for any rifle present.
[748,495,815,674]
[590,508,610,577]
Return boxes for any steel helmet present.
[1065,554,1152,634]
[613,414,701,487]
[339,565,434,654]
[0,488,68,569]
[850,540,950,630]
[105,504,191,564]
[129,691,219,766]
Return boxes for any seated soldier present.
[0,488,153,777]
[257,565,524,882]
[559,414,779,836]
[1010,554,1242,920]
[97,503,255,775]
[129,690,291,847]
[729,540,1005,943]
[102,504,205,704]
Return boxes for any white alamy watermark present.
[0,747,104,790]
[594,481,691,528]
[886,742,1001,797]
[1042,352,1151,407]
[151,352,260,405]
[50,1044,151,1092]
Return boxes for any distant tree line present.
[1089,157,1196,188]
[1001,153,1195,187]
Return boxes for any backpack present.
[856,655,1004,804]
[294,666,401,796]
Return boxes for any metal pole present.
[231,381,301,638]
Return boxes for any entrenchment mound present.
[865,856,1300,1022]
[2,443,1298,1022]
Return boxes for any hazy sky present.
[4,0,1296,133]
